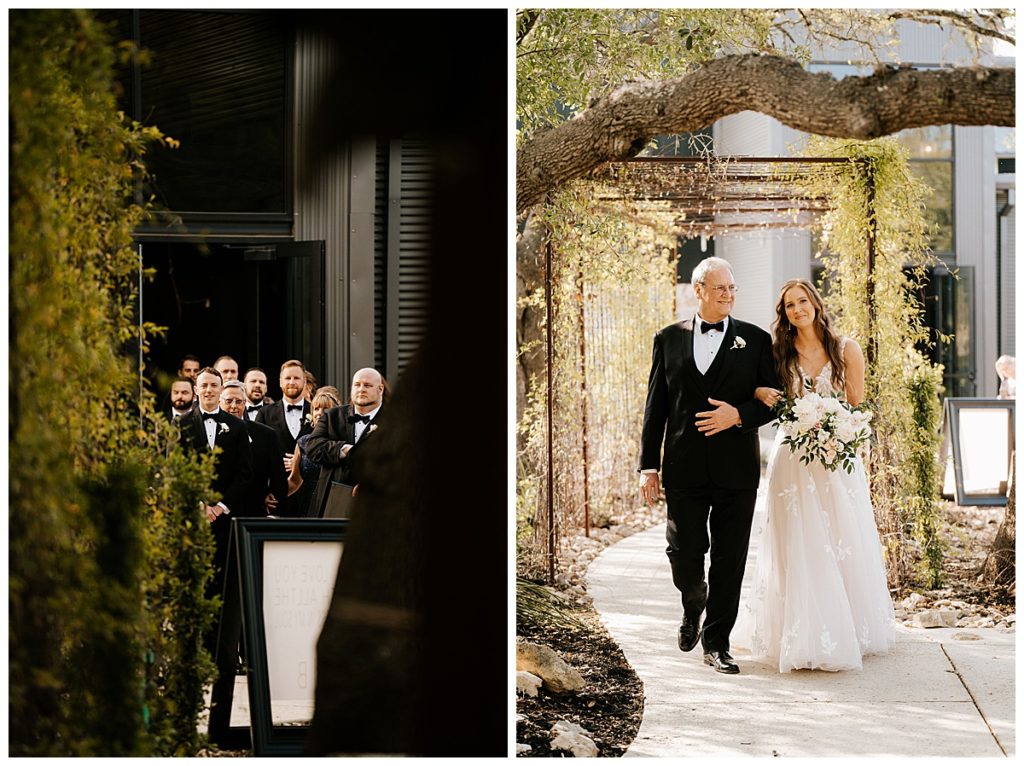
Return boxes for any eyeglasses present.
[700,283,738,295]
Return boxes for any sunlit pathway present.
[587,489,1015,757]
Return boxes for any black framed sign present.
[940,397,1015,506]
[210,517,347,756]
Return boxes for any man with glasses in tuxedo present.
[639,256,778,675]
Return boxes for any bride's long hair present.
[772,279,845,395]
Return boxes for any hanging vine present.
[516,187,675,579]
[793,136,947,589]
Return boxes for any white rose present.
[835,423,857,443]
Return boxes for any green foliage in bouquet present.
[775,392,873,474]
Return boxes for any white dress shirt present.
[354,405,382,443]
[198,406,229,513]
[283,398,304,439]
[693,313,730,375]
[200,407,221,450]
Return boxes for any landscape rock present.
[517,639,586,693]
[952,632,981,641]
[516,743,532,755]
[913,609,959,628]
[902,592,926,609]
[517,671,543,698]
[550,721,598,757]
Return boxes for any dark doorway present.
[141,241,325,397]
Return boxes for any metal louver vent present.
[387,139,433,380]
[374,141,388,374]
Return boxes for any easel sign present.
[210,518,347,756]
[940,398,1015,506]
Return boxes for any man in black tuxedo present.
[255,359,312,516]
[306,367,385,518]
[242,367,273,421]
[640,256,777,675]
[220,380,287,518]
[165,376,195,422]
[178,367,254,607]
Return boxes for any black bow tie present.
[347,413,371,425]
[201,411,218,420]
[286,404,303,412]
[700,320,724,334]
[246,405,259,412]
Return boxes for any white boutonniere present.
[731,336,746,350]
[367,424,378,434]
[304,413,313,426]
[219,422,230,434]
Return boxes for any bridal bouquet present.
[775,392,872,473]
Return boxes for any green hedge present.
[10,10,219,755]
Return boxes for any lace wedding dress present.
[734,341,896,672]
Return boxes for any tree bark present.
[516,208,546,427]
[980,450,1015,587]
[517,53,1015,213]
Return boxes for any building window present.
[101,10,292,220]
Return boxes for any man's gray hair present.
[691,256,733,286]
[222,379,245,392]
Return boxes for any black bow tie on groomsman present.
[347,413,371,425]
[246,405,259,413]
[201,411,218,420]
[700,320,724,334]
[286,404,303,412]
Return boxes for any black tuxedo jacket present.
[166,409,190,423]
[640,316,777,491]
[243,404,263,423]
[178,408,254,526]
[254,398,312,455]
[305,403,384,517]
[240,418,289,517]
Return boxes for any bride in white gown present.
[733,279,895,672]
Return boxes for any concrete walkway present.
[587,492,1015,758]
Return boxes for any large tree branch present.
[517,53,1014,213]
[516,9,541,46]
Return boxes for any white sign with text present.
[262,540,344,723]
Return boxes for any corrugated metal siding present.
[719,233,776,332]
[1001,207,1015,355]
[374,142,388,373]
[293,28,348,388]
[386,140,433,381]
[889,19,978,65]
[715,111,773,155]
[954,126,998,396]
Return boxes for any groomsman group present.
[167,356,386,523]
[167,357,386,617]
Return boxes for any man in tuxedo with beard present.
[640,256,777,675]
[166,376,195,421]
[179,367,254,608]
[306,367,385,518]
[255,359,312,516]
[242,367,273,421]
[220,379,287,517]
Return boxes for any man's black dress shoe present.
[704,650,740,674]
[677,616,701,652]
